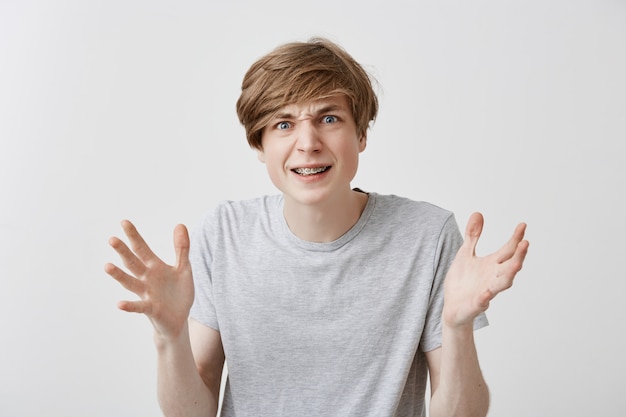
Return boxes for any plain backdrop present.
[1,0,625,416]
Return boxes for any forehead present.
[276,95,351,118]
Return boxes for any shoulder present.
[191,195,281,245]
[365,193,461,253]
[369,193,455,230]
[190,195,282,264]
[201,194,281,225]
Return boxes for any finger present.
[502,239,530,275]
[496,222,527,263]
[121,220,158,263]
[117,299,150,314]
[104,262,145,295]
[462,212,484,256]
[491,240,529,294]
[173,224,191,271]
[108,236,147,276]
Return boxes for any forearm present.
[430,324,490,417]
[155,326,219,417]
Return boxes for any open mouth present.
[292,166,331,176]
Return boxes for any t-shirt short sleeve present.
[188,209,220,331]
[419,214,488,352]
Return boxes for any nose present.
[296,122,322,153]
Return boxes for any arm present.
[105,221,223,417]
[425,330,489,417]
[427,213,529,417]
[155,319,224,417]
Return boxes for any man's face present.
[257,95,366,208]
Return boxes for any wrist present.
[441,305,477,329]
[442,320,475,341]
[153,323,190,351]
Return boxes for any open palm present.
[443,212,529,328]
[104,221,194,339]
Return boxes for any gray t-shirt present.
[190,192,487,416]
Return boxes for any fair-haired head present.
[236,38,379,150]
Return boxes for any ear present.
[256,147,266,163]
[358,134,367,152]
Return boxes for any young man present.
[105,38,529,417]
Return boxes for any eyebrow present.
[274,104,347,120]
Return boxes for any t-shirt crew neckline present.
[276,191,377,252]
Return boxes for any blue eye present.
[322,115,338,124]
[277,121,291,130]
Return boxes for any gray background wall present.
[1,0,625,415]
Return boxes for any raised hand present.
[443,212,529,328]
[104,220,194,340]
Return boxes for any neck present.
[283,190,368,243]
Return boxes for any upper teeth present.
[295,167,327,175]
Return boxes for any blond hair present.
[236,38,378,149]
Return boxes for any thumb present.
[173,224,191,270]
[463,212,484,256]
